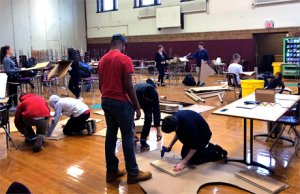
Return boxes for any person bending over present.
[14,94,50,152]
[265,72,285,93]
[99,33,152,184]
[134,79,162,150]
[47,95,93,136]
[161,110,227,171]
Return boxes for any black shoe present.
[86,121,93,135]
[91,120,97,133]
[200,82,205,86]
[140,141,150,150]
[196,81,200,86]
[32,134,45,152]
[215,144,227,159]
[25,136,37,145]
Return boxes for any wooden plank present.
[235,169,287,193]
[190,85,229,93]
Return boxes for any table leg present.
[226,118,273,173]
[226,118,248,164]
[250,119,253,163]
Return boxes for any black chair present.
[224,73,240,100]
[0,104,18,149]
[266,104,299,152]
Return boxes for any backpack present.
[79,62,91,78]
[182,74,196,86]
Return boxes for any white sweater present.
[48,96,89,136]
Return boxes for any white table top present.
[213,93,300,122]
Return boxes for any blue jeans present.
[102,98,139,176]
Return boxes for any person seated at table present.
[1,45,20,108]
[161,110,227,172]
[68,48,81,99]
[265,72,285,93]
[14,94,50,152]
[227,53,244,86]
[155,45,170,86]
[134,79,162,150]
[47,95,94,136]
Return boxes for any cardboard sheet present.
[182,104,215,113]
[94,128,122,139]
[94,110,104,116]
[138,151,288,194]
[0,117,18,134]
[200,61,215,84]
[20,62,49,71]
[47,118,102,140]
[47,60,72,80]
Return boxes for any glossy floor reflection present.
[0,76,299,193]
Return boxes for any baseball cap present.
[111,33,127,43]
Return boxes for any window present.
[97,0,118,12]
[134,0,161,8]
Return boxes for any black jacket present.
[155,52,170,68]
[68,48,80,77]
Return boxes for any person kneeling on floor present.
[161,110,227,172]
[14,94,50,152]
[47,95,95,136]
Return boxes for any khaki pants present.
[196,66,201,83]
[22,116,49,139]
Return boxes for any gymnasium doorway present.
[254,32,287,73]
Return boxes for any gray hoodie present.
[48,95,89,136]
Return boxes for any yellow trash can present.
[272,62,282,75]
[241,80,264,97]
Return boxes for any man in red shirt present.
[14,94,50,152]
[99,34,152,184]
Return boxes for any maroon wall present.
[87,38,255,71]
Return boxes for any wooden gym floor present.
[0,75,299,194]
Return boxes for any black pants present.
[140,107,152,145]
[181,140,211,165]
[63,112,90,135]
[157,65,165,84]
[68,76,80,98]
[7,76,19,107]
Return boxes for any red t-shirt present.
[98,50,134,102]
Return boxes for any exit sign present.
[265,20,274,28]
